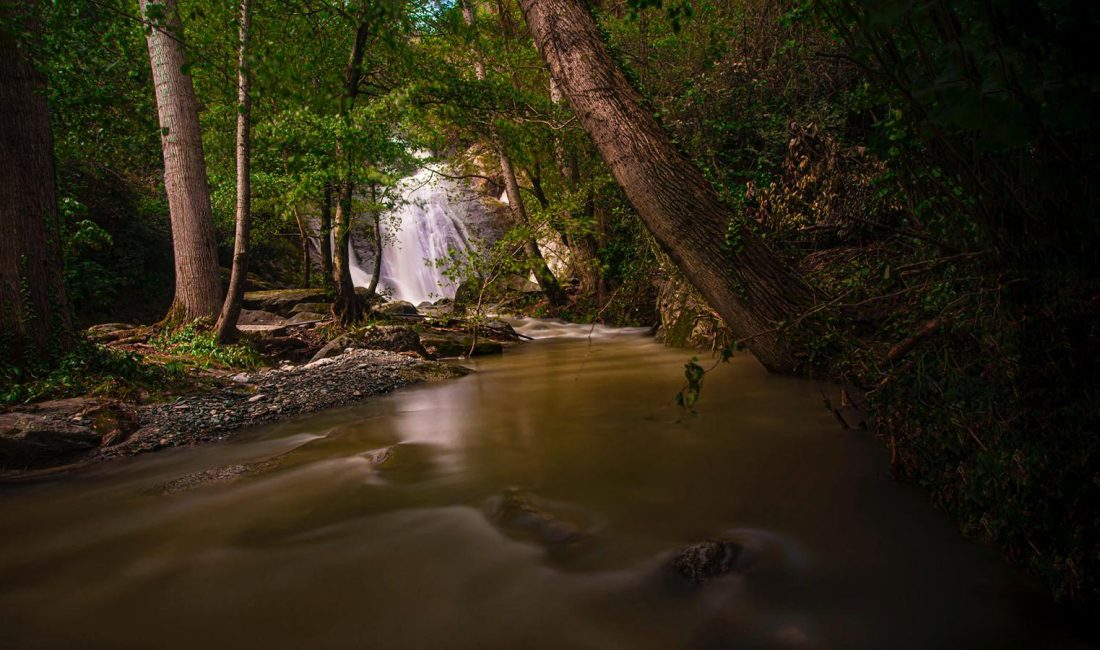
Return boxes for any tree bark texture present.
[331,18,370,325]
[216,0,252,344]
[0,3,73,366]
[140,0,223,324]
[520,0,818,371]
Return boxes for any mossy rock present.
[420,333,502,358]
[242,289,328,316]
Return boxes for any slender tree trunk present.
[292,207,311,287]
[461,0,566,305]
[550,76,602,297]
[520,0,817,371]
[331,19,369,325]
[366,184,382,298]
[0,3,73,366]
[498,149,567,304]
[215,0,252,344]
[140,0,223,324]
[320,182,334,286]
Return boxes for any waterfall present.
[347,168,474,305]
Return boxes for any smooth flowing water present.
[0,322,1088,649]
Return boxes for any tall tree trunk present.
[461,0,566,306]
[366,184,382,298]
[140,0,222,325]
[331,19,370,325]
[320,182,334,286]
[520,0,817,371]
[215,0,252,344]
[0,2,73,366]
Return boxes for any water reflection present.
[0,321,1090,649]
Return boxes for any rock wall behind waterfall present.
[348,169,512,304]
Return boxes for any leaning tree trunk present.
[461,0,565,306]
[0,3,73,366]
[141,0,223,324]
[520,0,817,372]
[215,0,252,344]
[331,19,370,325]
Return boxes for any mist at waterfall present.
[346,168,476,305]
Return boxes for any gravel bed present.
[103,349,468,458]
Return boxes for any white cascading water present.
[347,168,473,305]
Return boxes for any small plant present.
[150,321,262,369]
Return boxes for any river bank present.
[0,348,469,478]
[1,290,527,477]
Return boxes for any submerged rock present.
[156,458,282,495]
[484,487,586,548]
[667,540,744,584]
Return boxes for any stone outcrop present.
[654,263,732,350]
[1,399,139,469]
[310,325,432,363]
[242,289,328,316]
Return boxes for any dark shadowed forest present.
[2,0,1098,646]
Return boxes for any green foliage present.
[150,322,262,369]
[1,339,176,406]
[674,356,705,409]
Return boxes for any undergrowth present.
[1,339,179,406]
[149,321,262,369]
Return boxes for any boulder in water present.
[667,540,744,584]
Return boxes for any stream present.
[0,320,1089,649]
